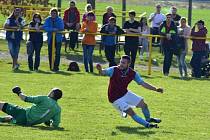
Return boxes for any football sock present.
[142,106,150,121]
[131,114,149,127]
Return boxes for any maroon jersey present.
[108,66,136,103]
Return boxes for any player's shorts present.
[112,91,143,114]
[2,103,27,125]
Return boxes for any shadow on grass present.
[12,69,84,76]
[170,76,210,81]
[30,125,67,131]
[0,123,67,131]
[141,75,163,79]
[63,52,107,64]
[116,126,156,136]
[13,69,32,74]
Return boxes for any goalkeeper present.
[0,86,62,127]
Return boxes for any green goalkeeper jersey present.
[24,95,61,127]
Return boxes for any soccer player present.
[96,55,163,128]
[0,86,62,127]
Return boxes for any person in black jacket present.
[27,13,43,71]
[159,13,178,76]
[102,6,116,25]
[100,17,124,67]
[123,10,140,69]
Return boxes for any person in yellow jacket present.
[159,13,177,76]
[80,12,98,72]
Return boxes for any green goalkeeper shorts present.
[2,103,27,125]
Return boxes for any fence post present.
[51,32,56,70]
[148,36,152,75]
[122,0,126,27]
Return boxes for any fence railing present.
[1,27,209,75]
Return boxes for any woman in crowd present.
[80,12,98,73]
[27,13,43,71]
[177,17,191,78]
[4,8,25,70]
[43,8,64,72]
[102,6,116,25]
[82,4,96,22]
[138,16,150,60]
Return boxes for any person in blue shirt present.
[100,17,124,67]
[43,8,64,72]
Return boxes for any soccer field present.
[0,57,210,139]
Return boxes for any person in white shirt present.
[149,4,166,46]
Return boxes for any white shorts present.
[112,91,143,114]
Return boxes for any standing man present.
[100,17,124,67]
[190,20,208,78]
[123,10,140,69]
[0,86,62,127]
[159,13,177,76]
[96,55,163,128]
[149,4,166,46]
[171,6,181,26]
[63,0,80,50]
[43,8,64,72]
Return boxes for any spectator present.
[190,20,208,78]
[43,8,64,72]
[80,12,98,73]
[149,4,166,46]
[138,16,150,60]
[63,0,80,50]
[102,6,116,25]
[171,6,181,26]
[123,10,140,69]
[27,13,43,71]
[100,17,124,67]
[159,13,177,76]
[82,4,96,22]
[177,17,191,78]
[4,8,25,70]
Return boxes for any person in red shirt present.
[96,55,164,128]
[63,1,80,50]
[190,20,208,78]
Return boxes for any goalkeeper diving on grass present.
[0,86,62,127]
[96,55,164,128]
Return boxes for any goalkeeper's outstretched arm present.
[12,86,27,101]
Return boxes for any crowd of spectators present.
[3,1,209,78]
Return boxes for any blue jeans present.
[48,41,62,70]
[8,40,20,59]
[177,51,188,77]
[27,41,43,70]
[190,51,206,78]
[83,45,94,72]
